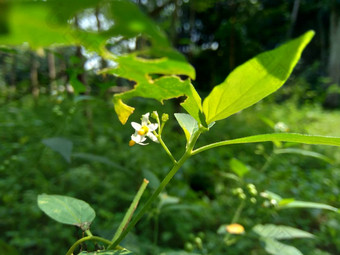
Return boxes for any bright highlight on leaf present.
[203,30,315,124]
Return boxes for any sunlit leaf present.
[37,194,96,230]
[196,133,340,153]
[105,54,200,124]
[174,113,198,142]
[42,137,73,163]
[0,0,168,52]
[203,31,315,124]
[253,224,314,240]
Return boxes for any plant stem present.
[224,200,245,245]
[157,134,177,164]
[85,230,93,237]
[108,128,203,250]
[108,179,149,248]
[231,200,245,224]
[65,236,113,255]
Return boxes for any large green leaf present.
[261,238,303,255]
[193,133,340,155]
[106,53,200,124]
[253,224,314,240]
[0,0,168,52]
[37,194,96,230]
[203,31,315,124]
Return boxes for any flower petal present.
[148,123,158,131]
[131,133,146,143]
[141,113,150,126]
[147,132,159,143]
[131,122,142,131]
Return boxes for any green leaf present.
[194,133,340,155]
[274,148,333,163]
[37,194,96,230]
[174,113,198,142]
[261,238,303,255]
[253,224,314,240]
[229,158,249,178]
[0,0,168,52]
[70,73,86,95]
[278,201,339,212]
[42,137,73,163]
[78,249,133,255]
[72,152,131,173]
[107,54,200,124]
[203,30,315,124]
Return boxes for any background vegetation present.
[1,0,340,254]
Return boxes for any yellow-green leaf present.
[203,31,315,124]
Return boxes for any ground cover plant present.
[1,1,340,254]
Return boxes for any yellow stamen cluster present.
[138,126,149,136]
[129,140,136,146]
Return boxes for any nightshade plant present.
[37,30,340,255]
[1,0,340,254]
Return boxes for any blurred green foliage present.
[1,94,340,254]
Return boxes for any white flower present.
[129,113,159,146]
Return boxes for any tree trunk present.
[329,4,340,85]
[287,0,300,38]
[30,52,39,99]
[48,50,57,94]
[324,2,340,108]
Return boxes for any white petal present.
[148,123,158,131]
[137,142,149,146]
[131,133,146,143]
[141,113,150,126]
[147,132,159,143]
[131,122,141,131]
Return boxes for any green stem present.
[66,236,113,255]
[108,179,149,248]
[231,200,245,224]
[85,230,93,237]
[224,200,245,245]
[157,134,177,164]
[153,211,160,255]
[108,128,203,250]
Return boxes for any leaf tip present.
[113,97,135,125]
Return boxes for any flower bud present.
[151,111,159,120]
[161,113,169,122]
